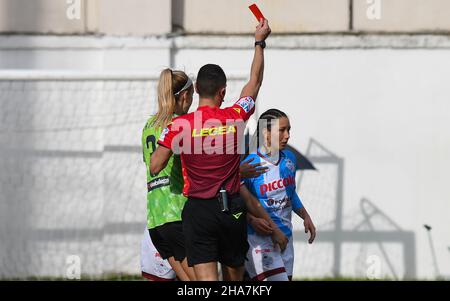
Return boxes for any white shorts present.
[245,233,294,281]
[141,228,176,281]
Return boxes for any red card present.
[249,4,265,22]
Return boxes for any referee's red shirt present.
[158,96,255,199]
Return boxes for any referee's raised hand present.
[255,19,271,41]
[240,18,270,100]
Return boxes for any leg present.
[218,195,248,281]
[149,228,187,280]
[194,262,218,281]
[246,233,288,281]
[183,199,220,281]
[141,228,177,281]
[281,237,295,282]
[158,222,196,280]
[167,257,190,281]
[222,265,245,281]
[181,258,197,280]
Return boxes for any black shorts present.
[182,194,249,268]
[149,221,186,262]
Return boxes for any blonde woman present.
[142,68,195,281]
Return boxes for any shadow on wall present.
[293,138,416,280]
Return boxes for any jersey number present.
[146,135,157,153]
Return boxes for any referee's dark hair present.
[196,64,227,98]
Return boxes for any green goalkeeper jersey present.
[142,116,186,229]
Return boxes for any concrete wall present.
[0,0,171,35]
[0,0,85,34]
[1,0,450,35]
[1,0,449,281]
[97,0,171,35]
[354,0,450,32]
[179,0,349,33]
[0,35,449,279]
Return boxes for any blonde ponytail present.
[153,69,175,129]
[152,69,190,130]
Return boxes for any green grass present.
[294,277,392,281]
[1,274,145,281]
[2,274,440,281]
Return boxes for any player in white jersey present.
[241,109,316,281]
[141,228,176,281]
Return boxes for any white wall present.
[173,40,450,279]
[1,35,449,279]
[3,0,450,35]
[0,0,171,35]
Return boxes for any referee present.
[151,18,287,281]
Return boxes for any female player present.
[142,68,196,280]
[242,109,316,281]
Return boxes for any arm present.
[247,212,273,236]
[291,187,316,244]
[294,206,316,244]
[240,184,288,251]
[149,145,172,176]
[152,118,183,176]
[240,19,271,100]
[240,164,271,234]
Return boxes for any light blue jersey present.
[242,148,303,237]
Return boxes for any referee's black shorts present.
[182,194,249,268]
[149,221,186,262]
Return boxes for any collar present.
[257,147,284,166]
[197,105,219,111]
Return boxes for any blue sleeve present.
[292,191,303,210]
[284,149,303,210]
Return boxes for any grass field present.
[1,274,405,281]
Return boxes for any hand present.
[250,217,273,236]
[240,157,269,179]
[271,229,288,252]
[255,19,271,42]
[304,215,316,244]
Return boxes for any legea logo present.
[157,111,283,155]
